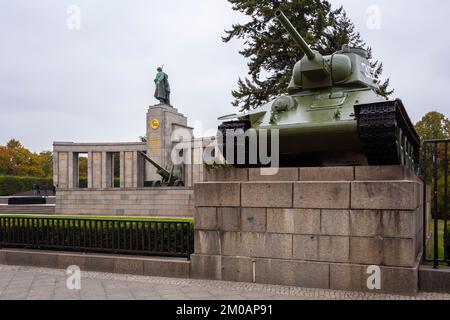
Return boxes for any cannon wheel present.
[173,180,185,187]
[151,181,162,188]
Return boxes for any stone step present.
[0,249,190,279]
[0,205,55,215]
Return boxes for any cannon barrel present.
[139,151,180,183]
[275,10,316,60]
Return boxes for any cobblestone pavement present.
[0,264,449,300]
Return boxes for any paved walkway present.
[0,264,449,300]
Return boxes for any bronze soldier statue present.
[154,67,171,105]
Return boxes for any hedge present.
[0,176,125,196]
[0,176,53,196]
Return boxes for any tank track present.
[218,120,252,166]
[355,99,420,171]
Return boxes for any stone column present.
[92,152,102,189]
[68,152,76,189]
[57,152,69,189]
[101,152,112,189]
[133,151,139,188]
[53,151,59,189]
[120,151,125,189]
[124,151,133,188]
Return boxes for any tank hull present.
[218,90,420,170]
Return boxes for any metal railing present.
[423,139,449,267]
[0,217,193,259]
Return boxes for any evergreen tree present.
[223,0,393,111]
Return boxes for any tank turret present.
[275,10,379,93]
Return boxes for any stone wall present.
[191,166,424,294]
[56,188,194,217]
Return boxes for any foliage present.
[0,139,53,177]
[415,112,450,141]
[0,176,53,196]
[224,0,392,111]
[415,112,450,221]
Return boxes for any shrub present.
[0,176,53,196]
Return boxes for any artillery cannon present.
[218,9,420,170]
[139,151,185,187]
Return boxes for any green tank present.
[218,9,420,170]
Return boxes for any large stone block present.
[267,209,320,235]
[194,231,221,255]
[241,208,266,233]
[114,257,144,275]
[255,259,330,289]
[350,210,382,237]
[195,183,240,207]
[3,250,32,266]
[355,166,415,181]
[299,167,354,181]
[330,264,365,291]
[222,232,292,259]
[383,238,417,267]
[419,265,450,293]
[205,168,249,182]
[194,207,217,230]
[382,210,415,238]
[241,183,293,208]
[217,207,240,232]
[30,252,58,269]
[57,254,86,270]
[293,235,350,263]
[222,256,254,283]
[190,254,222,280]
[351,182,420,210]
[293,183,350,209]
[321,210,350,236]
[330,263,419,294]
[84,255,115,273]
[381,265,419,294]
[349,238,383,265]
[143,259,190,279]
[249,168,299,181]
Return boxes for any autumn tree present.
[415,112,450,141]
[0,139,53,177]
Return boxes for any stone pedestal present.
[146,104,192,183]
[191,166,426,295]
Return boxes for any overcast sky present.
[0,0,449,152]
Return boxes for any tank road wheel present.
[355,99,421,172]
[396,127,406,166]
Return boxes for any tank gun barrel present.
[275,10,316,60]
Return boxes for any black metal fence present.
[0,217,193,259]
[423,139,449,267]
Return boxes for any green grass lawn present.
[0,214,193,223]
[427,219,448,265]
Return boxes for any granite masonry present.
[191,166,427,295]
[53,104,214,217]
